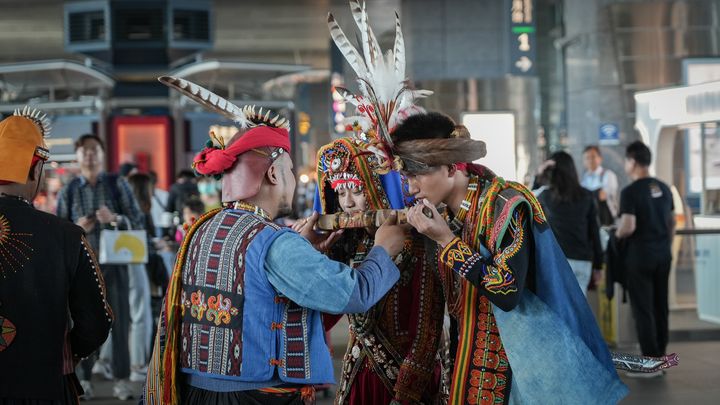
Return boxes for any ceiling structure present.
[0,0,401,101]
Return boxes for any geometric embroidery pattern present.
[442,238,483,278]
[0,215,33,278]
[0,315,17,351]
[180,210,271,377]
[283,302,310,379]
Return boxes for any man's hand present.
[598,189,607,201]
[96,205,116,224]
[293,212,344,252]
[373,212,407,256]
[76,216,96,233]
[407,199,455,247]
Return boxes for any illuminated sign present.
[462,112,517,181]
[508,0,536,76]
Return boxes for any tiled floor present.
[618,341,720,405]
[87,339,720,404]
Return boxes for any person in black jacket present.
[536,151,603,296]
[0,109,112,404]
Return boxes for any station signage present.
[508,0,536,76]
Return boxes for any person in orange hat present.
[0,107,113,404]
[143,103,409,405]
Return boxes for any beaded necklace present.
[0,193,32,207]
[442,175,481,316]
[447,175,480,234]
[224,200,271,221]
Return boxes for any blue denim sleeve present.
[339,246,399,313]
[264,232,399,314]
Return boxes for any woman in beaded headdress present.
[313,136,445,405]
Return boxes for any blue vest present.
[179,209,335,385]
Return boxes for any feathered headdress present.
[159,75,290,133]
[159,76,291,179]
[328,1,432,173]
[316,137,393,214]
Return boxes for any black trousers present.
[626,259,671,357]
[76,264,131,380]
[181,385,307,405]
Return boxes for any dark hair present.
[74,134,105,151]
[546,151,585,203]
[183,196,205,214]
[583,145,601,156]
[390,112,456,144]
[119,162,137,177]
[127,173,152,213]
[148,171,158,185]
[177,169,196,181]
[626,141,651,167]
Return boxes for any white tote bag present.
[98,217,148,265]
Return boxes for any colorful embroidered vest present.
[178,209,335,384]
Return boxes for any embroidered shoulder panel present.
[180,210,270,376]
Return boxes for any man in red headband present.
[0,108,113,404]
[144,123,408,405]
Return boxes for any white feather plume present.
[327,1,431,147]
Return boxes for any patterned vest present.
[178,209,335,384]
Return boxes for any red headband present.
[193,126,291,176]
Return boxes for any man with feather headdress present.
[325,2,633,404]
[142,77,409,405]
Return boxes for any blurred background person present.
[196,176,221,211]
[536,151,603,296]
[175,196,205,244]
[125,173,157,383]
[581,145,620,226]
[165,169,199,221]
[616,141,675,377]
[148,171,169,238]
[56,134,144,400]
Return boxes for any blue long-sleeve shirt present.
[185,230,400,392]
[265,232,399,314]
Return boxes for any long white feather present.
[328,2,435,145]
[350,1,383,69]
[159,76,250,128]
[327,13,368,79]
[393,12,405,79]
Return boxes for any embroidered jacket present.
[0,197,112,400]
[438,165,627,404]
[178,209,335,384]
